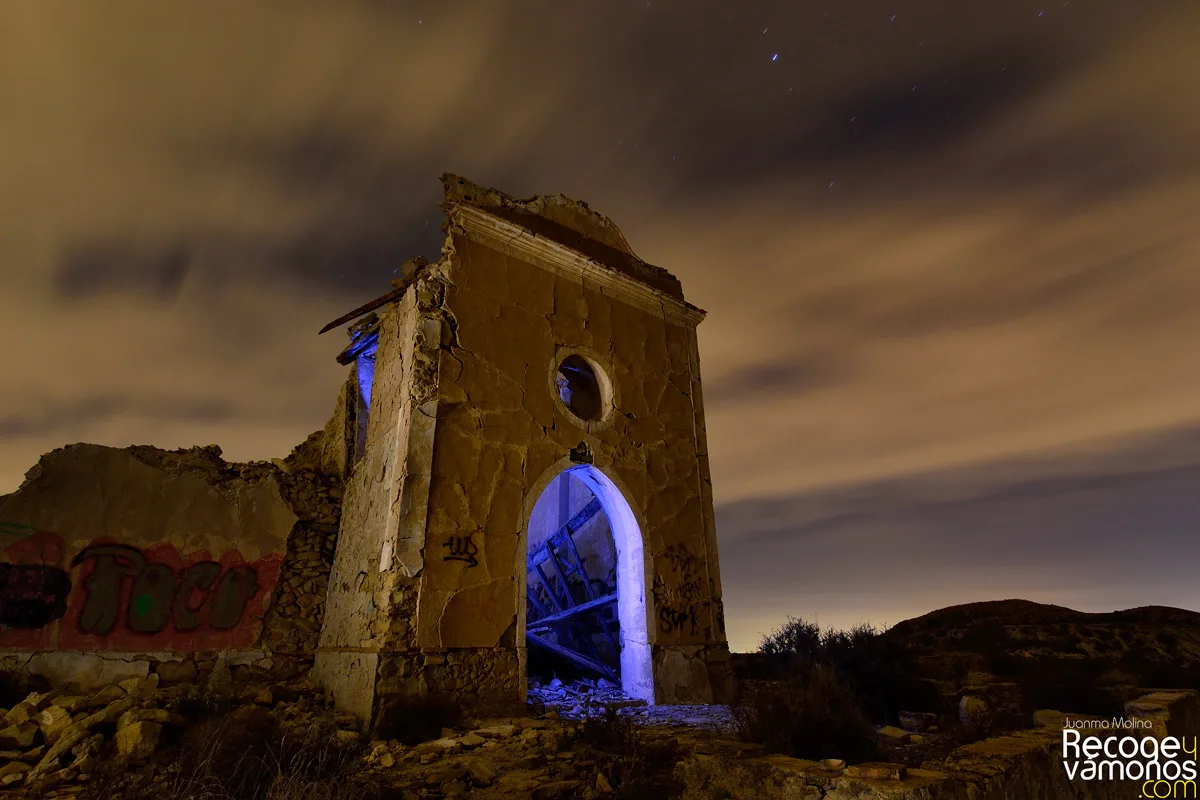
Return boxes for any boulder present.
[959,695,991,730]
[898,711,938,731]
[532,780,583,799]
[35,706,73,745]
[877,725,910,742]
[115,721,162,761]
[0,722,37,749]
[48,695,89,714]
[154,660,198,683]
[843,762,907,780]
[466,758,496,785]
[117,708,173,731]
[84,685,126,709]
[1,703,35,728]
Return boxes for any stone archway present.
[520,462,654,704]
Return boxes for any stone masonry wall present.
[408,223,730,706]
[313,282,442,722]
[0,423,345,690]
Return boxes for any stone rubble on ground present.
[527,677,735,732]
[0,669,1195,799]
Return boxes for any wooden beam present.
[526,592,616,632]
[562,531,596,601]
[526,589,549,621]
[533,562,563,612]
[545,540,576,609]
[317,268,426,335]
[526,632,617,681]
[335,330,380,365]
[528,498,602,569]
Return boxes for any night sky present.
[2,2,1199,652]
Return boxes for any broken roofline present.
[318,182,706,336]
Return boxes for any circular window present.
[555,354,606,422]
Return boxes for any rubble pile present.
[0,673,333,797]
[526,677,645,718]
[0,673,176,795]
[4,668,1183,798]
[527,678,735,732]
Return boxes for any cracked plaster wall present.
[411,229,730,706]
[0,438,345,690]
[313,276,447,721]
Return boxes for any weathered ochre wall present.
[412,229,730,704]
[0,440,344,688]
[312,278,450,721]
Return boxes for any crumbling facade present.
[0,175,731,726]
[312,175,732,724]
[0,441,343,688]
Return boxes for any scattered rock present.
[0,722,38,749]
[532,780,583,799]
[1,703,35,728]
[35,706,73,745]
[466,758,496,786]
[898,711,938,731]
[154,661,198,683]
[115,721,162,761]
[474,724,516,739]
[844,762,907,781]
[457,732,485,749]
[959,695,991,730]
[84,684,126,709]
[48,695,88,714]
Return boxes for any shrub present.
[733,662,881,762]
[756,617,940,723]
[759,616,824,665]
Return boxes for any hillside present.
[880,599,1200,719]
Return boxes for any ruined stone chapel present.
[0,175,731,730]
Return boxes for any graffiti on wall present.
[0,526,282,651]
[0,563,71,629]
[0,523,69,630]
[654,543,710,639]
[441,535,479,567]
[72,545,261,636]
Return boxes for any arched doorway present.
[523,464,653,704]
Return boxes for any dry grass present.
[560,708,684,799]
[81,705,386,800]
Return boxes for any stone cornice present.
[449,203,707,328]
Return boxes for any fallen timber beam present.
[317,262,428,335]
[526,632,618,682]
[526,589,550,621]
[528,498,602,570]
[526,592,617,632]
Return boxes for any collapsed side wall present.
[410,228,730,707]
[0,440,344,688]
[313,285,441,723]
